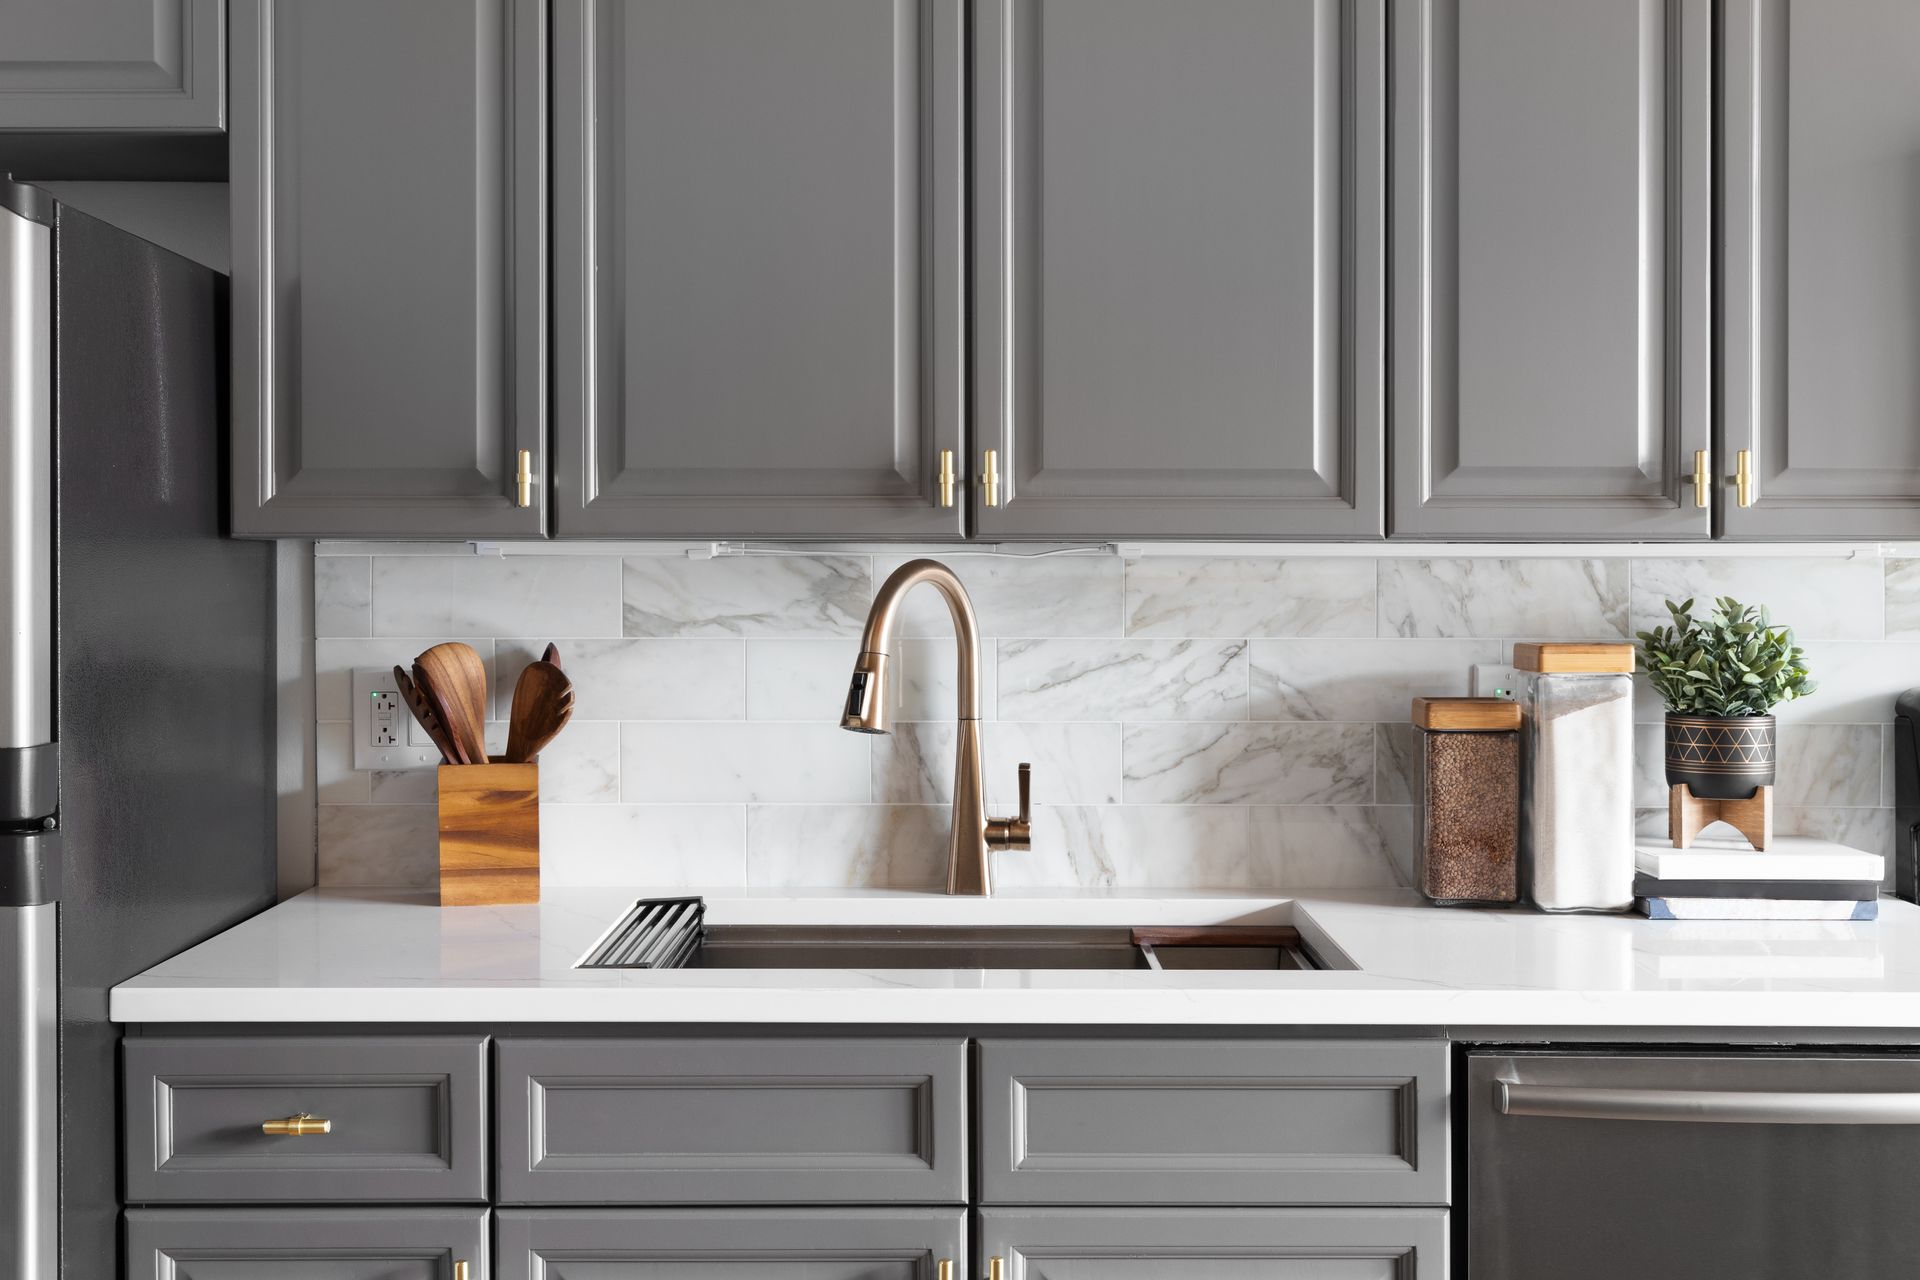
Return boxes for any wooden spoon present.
[541,642,561,669]
[392,665,461,765]
[413,642,490,765]
[505,660,574,763]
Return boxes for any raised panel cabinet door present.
[494,1209,966,1280]
[125,1208,487,1280]
[980,1208,1447,1280]
[1391,0,1711,539]
[971,0,1385,540]
[230,0,547,538]
[1722,0,1920,537]
[0,0,224,130]
[553,0,965,540]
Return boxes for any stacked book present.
[1634,835,1884,920]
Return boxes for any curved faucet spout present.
[856,558,981,721]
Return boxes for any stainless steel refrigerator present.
[0,181,276,1280]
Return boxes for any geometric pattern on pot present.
[1665,717,1774,768]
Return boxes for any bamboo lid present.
[1411,696,1522,732]
[1512,641,1635,674]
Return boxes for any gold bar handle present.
[937,1261,953,1280]
[937,449,956,508]
[989,1258,1005,1280]
[981,449,999,507]
[261,1112,331,1137]
[1687,449,1709,508]
[454,1262,470,1280]
[1730,449,1754,508]
[515,449,534,508]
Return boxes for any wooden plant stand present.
[1668,782,1773,851]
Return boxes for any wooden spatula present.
[413,642,490,766]
[393,665,461,765]
[505,660,574,763]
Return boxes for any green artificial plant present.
[1635,596,1815,717]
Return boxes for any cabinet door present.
[125,1208,487,1279]
[1391,0,1710,539]
[1721,0,1920,538]
[495,1209,965,1280]
[980,1208,1446,1280]
[553,0,964,540]
[971,0,1386,540]
[0,0,223,130]
[230,0,547,538]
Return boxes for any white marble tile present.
[1633,557,1884,642]
[994,806,1253,890]
[1888,559,1920,640]
[873,722,1122,806]
[316,638,496,723]
[746,805,948,890]
[371,555,623,638]
[1124,557,1377,639]
[1632,721,1668,808]
[370,767,436,805]
[620,722,869,803]
[1375,723,1425,808]
[897,638,998,722]
[624,555,869,638]
[314,556,371,638]
[1249,638,1499,722]
[1251,805,1416,889]
[316,805,438,887]
[494,638,742,721]
[745,639,861,721]
[535,720,621,804]
[1634,641,1920,725]
[1122,723,1372,805]
[1775,724,1884,808]
[872,554,1121,638]
[315,721,369,805]
[1774,807,1897,873]
[999,639,1249,722]
[539,804,748,887]
[1381,559,1629,638]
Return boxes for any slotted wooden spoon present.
[392,665,462,765]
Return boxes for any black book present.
[1632,873,1881,902]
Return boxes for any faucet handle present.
[988,762,1033,851]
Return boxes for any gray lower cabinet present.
[125,1208,488,1279]
[494,1209,966,1280]
[229,0,547,538]
[1391,0,1711,539]
[970,0,1386,540]
[979,1208,1447,1279]
[494,1037,967,1204]
[552,0,965,540]
[0,0,224,131]
[1720,0,1920,538]
[978,1038,1448,1206]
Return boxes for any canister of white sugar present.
[1514,642,1636,912]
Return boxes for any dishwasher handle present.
[1495,1080,1920,1125]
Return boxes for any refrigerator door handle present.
[0,194,54,823]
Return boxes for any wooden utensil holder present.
[437,761,539,906]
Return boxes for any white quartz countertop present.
[109,886,1920,1029]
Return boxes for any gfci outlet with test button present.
[351,668,445,771]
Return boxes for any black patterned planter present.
[1664,713,1776,801]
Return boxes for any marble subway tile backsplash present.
[313,548,1920,891]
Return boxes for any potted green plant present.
[1635,596,1815,800]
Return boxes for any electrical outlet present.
[1471,663,1523,701]
[351,668,444,771]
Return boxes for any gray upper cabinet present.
[0,0,224,131]
[972,0,1386,540]
[1720,0,1920,538]
[552,0,965,540]
[229,0,547,539]
[1391,0,1711,539]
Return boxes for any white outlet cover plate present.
[1470,663,1523,701]
[351,668,444,771]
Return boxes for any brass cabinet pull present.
[453,1262,470,1280]
[1688,449,1710,508]
[988,1258,1005,1280]
[981,449,1000,507]
[515,449,533,508]
[1729,448,1754,508]
[261,1112,331,1137]
[936,1261,953,1280]
[937,449,956,508]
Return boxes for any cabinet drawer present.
[123,1036,488,1203]
[980,1207,1447,1279]
[125,1208,488,1280]
[496,1038,967,1204]
[978,1038,1448,1205]
[496,1208,966,1280]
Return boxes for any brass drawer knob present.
[261,1112,331,1137]
[937,449,956,509]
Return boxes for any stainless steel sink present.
[684,925,1318,972]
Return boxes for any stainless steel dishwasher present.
[1468,1050,1920,1277]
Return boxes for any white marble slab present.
[1250,638,1500,722]
[872,554,1122,638]
[1633,557,1884,642]
[1124,557,1377,638]
[1122,722,1372,805]
[621,722,870,804]
[999,639,1249,721]
[624,555,868,638]
[495,638,744,721]
[372,556,624,639]
[1381,558,1629,639]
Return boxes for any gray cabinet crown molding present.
[1390,0,1711,539]
[230,0,547,539]
[0,0,225,131]
[552,0,966,540]
[972,0,1386,540]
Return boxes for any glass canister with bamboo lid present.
[1412,696,1522,905]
